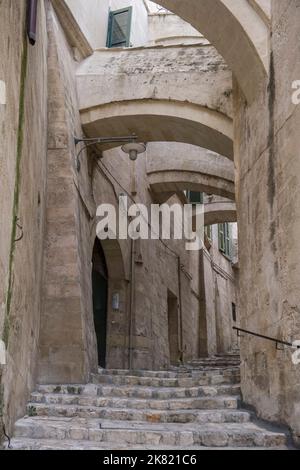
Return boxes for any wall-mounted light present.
[74,135,146,171]
[121,143,147,161]
[112,292,120,311]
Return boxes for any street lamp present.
[74,135,146,171]
[121,142,147,161]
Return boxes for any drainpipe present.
[177,256,184,362]
[128,238,135,369]
[27,0,38,45]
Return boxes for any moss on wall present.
[2,31,28,347]
[0,377,4,444]
[0,21,28,447]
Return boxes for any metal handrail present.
[233,326,300,350]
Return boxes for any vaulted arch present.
[203,201,237,226]
[154,0,269,102]
[81,100,233,159]
[146,142,235,201]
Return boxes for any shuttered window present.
[205,225,212,241]
[186,191,203,205]
[218,223,231,257]
[107,7,132,48]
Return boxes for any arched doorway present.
[92,238,108,368]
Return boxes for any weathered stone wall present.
[209,225,237,354]
[77,45,233,120]
[0,0,48,435]
[236,0,300,446]
[148,12,207,46]
[199,224,237,358]
[38,3,99,385]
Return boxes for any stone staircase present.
[7,365,290,450]
[184,353,241,370]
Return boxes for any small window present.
[205,225,212,241]
[186,191,203,205]
[218,223,231,257]
[232,302,237,322]
[107,7,132,48]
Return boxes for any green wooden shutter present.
[218,224,225,252]
[186,191,203,205]
[225,223,230,257]
[107,7,132,48]
[219,223,231,257]
[205,225,212,241]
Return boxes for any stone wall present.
[199,224,237,357]
[148,13,207,46]
[37,3,98,385]
[0,0,48,435]
[77,44,233,120]
[209,225,238,353]
[236,0,300,446]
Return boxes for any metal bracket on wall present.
[14,217,24,243]
[74,135,138,172]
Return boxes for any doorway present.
[167,290,179,365]
[92,238,108,368]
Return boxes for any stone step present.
[8,438,288,451]
[96,368,240,379]
[188,361,240,368]
[91,372,240,387]
[27,403,250,424]
[13,417,287,448]
[29,393,239,410]
[36,383,240,400]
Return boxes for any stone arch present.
[76,44,233,119]
[93,237,128,368]
[203,201,237,226]
[95,238,127,281]
[153,0,269,102]
[150,172,235,202]
[90,173,130,369]
[81,99,233,160]
[146,142,235,201]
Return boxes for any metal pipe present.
[233,326,300,349]
[74,135,137,146]
[177,256,184,362]
[27,0,38,45]
[128,238,135,369]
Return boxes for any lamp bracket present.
[74,134,138,171]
